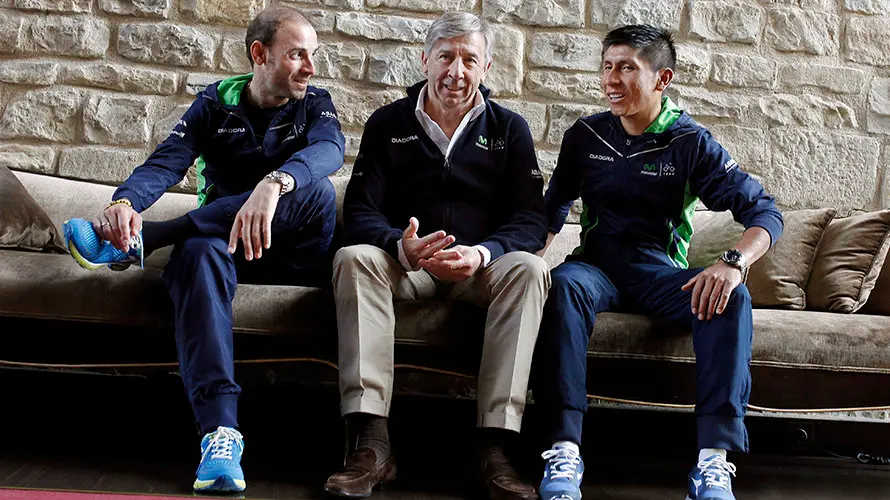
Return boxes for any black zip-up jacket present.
[343,81,547,262]
[113,74,345,211]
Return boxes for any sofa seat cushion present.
[587,310,890,374]
[0,251,335,339]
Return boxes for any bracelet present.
[105,198,132,210]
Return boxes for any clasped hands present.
[402,217,482,282]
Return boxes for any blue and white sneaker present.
[194,426,246,492]
[63,218,143,271]
[687,454,737,500]
[539,445,584,500]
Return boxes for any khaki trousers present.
[332,244,550,432]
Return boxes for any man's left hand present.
[681,261,743,321]
[228,179,281,261]
[420,244,483,282]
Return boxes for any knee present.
[174,236,230,263]
[499,251,551,289]
[300,176,336,210]
[165,237,234,283]
[333,244,392,276]
[728,282,752,308]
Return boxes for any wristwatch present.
[720,249,749,280]
[264,170,294,196]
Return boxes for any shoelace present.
[541,447,582,480]
[205,426,243,461]
[697,455,737,490]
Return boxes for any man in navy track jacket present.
[533,25,783,500]
[61,5,345,493]
[324,11,549,500]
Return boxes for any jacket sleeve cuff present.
[278,160,312,191]
[111,188,144,213]
[478,241,505,263]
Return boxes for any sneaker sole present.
[67,240,104,271]
[193,474,246,492]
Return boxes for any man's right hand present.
[402,217,455,270]
[94,201,142,252]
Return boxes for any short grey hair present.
[424,12,494,64]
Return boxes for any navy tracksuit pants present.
[162,178,336,435]
[531,259,753,452]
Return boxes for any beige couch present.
[2,169,890,420]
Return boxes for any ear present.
[655,67,674,91]
[420,50,429,74]
[480,59,492,82]
[249,40,267,66]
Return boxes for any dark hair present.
[602,24,676,71]
[245,5,311,66]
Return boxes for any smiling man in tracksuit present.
[325,12,549,500]
[533,25,783,500]
[62,5,344,493]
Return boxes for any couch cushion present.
[585,309,890,374]
[861,258,890,316]
[807,209,890,313]
[0,167,67,254]
[688,208,835,310]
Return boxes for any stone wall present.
[0,0,888,210]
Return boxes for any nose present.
[603,66,620,86]
[447,57,463,79]
[303,53,316,76]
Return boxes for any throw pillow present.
[807,209,890,313]
[688,208,835,310]
[0,166,67,253]
[859,257,890,315]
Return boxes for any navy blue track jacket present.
[343,81,547,262]
[544,109,784,269]
[113,73,346,212]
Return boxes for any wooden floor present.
[1,369,890,499]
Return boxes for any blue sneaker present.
[539,445,584,500]
[687,454,737,500]
[194,426,246,492]
[63,218,143,271]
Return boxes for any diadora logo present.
[724,158,739,172]
[217,127,245,134]
[475,135,489,150]
[320,110,339,121]
[640,162,676,177]
[589,153,614,162]
[391,135,418,144]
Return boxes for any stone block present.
[536,148,559,183]
[118,23,217,69]
[317,79,404,128]
[675,44,710,86]
[671,85,752,119]
[220,37,251,74]
[367,0,475,10]
[498,100,548,142]
[777,63,867,94]
[14,0,91,12]
[846,16,890,67]
[336,13,431,43]
[23,15,110,59]
[868,78,890,135]
[708,124,770,176]
[760,94,857,129]
[767,8,838,55]
[0,145,55,174]
[180,0,265,26]
[0,88,82,143]
[769,130,880,209]
[100,0,172,18]
[315,42,366,81]
[62,62,179,96]
[303,9,335,33]
[344,131,362,158]
[547,103,603,145]
[185,73,229,96]
[152,104,191,146]
[58,147,147,185]
[367,44,422,87]
[688,0,763,44]
[591,0,683,31]
[486,25,523,97]
[711,53,776,89]
[83,95,154,146]
[484,0,584,28]
[0,12,25,54]
[882,147,890,208]
[529,33,600,71]
[526,70,601,102]
[0,61,59,85]
[299,0,362,8]
[844,0,890,14]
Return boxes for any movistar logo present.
[475,135,489,150]
[639,162,676,177]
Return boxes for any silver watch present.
[264,170,293,196]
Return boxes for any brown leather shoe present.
[324,448,397,498]
[478,446,538,500]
